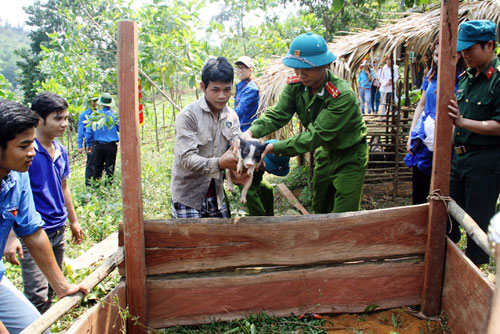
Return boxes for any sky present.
[0,0,222,29]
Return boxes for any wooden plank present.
[65,280,126,334]
[277,183,310,215]
[442,239,494,334]
[117,20,148,334]
[146,259,424,328]
[21,248,124,334]
[65,232,118,270]
[141,205,428,275]
[420,0,459,316]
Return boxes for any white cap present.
[235,56,253,68]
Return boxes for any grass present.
[3,130,456,333]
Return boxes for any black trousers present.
[448,148,500,265]
[89,141,117,181]
[412,167,431,205]
[84,150,94,186]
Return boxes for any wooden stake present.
[277,183,310,215]
[420,0,458,316]
[118,20,148,333]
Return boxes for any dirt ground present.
[320,308,447,334]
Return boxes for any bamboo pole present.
[118,21,148,334]
[448,200,491,258]
[420,0,458,316]
[20,248,124,334]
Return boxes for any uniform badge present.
[325,82,341,98]
[294,50,300,57]
[10,209,18,217]
[486,66,494,79]
[287,76,301,84]
[458,70,466,78]
[226,121,232,128]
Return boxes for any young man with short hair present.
[5,92,83,314]
[170,56,243,218]
[447,20,500,265]
[243,32,368,214]
[0,99,88,334]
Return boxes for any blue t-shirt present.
[235,79,259,132]
[28,139,70,234]
[358,70,374,89]
[0,172,44,279]
[85,107,120,144]
[77,108,92,149]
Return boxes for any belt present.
[454,144,493,155]
[95,140,118,145]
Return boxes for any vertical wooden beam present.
[117,21,148,333]
[420,0,458,316]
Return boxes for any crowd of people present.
[1,19,499,333]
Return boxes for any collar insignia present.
[287,76,301,84]
[10,209,18,217]
[486,66,494,79]
[325,82,340,99]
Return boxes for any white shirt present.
[378,64,400,93]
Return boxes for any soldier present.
[243,32,368,213]
[447,20,500,265]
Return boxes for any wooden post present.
[420,0,458,316]
[117,21,148,333]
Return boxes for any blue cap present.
[282,32,336,69]
[264,139,290,176]
[457,20,497,52]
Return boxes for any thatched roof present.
[256,0,500,113]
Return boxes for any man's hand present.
[257,143,274,169]
[218,145,239,170]
[78,148,83,154]
[4,232,22,265]
[448,98,464,127]
[69,221,83,245]
[86,146,92,153]
[55,282,90,299]
[0,320,9,334]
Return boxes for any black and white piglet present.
[226,136,268,203]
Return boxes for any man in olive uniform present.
[244,32,368,213]
[447,20,500,265]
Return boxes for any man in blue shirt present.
[85,93,119,182]
[0,99,88,334]
[5,92,84,314]
[234,56,259,132]
[357,61,374,114]
[77,95,98,186]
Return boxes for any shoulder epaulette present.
[287,75,301,84]
[459,70,466,78]
[486,66,494,79]
[325,82,341,99]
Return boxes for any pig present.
[226,136,268,203]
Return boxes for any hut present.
[255,0,500,190]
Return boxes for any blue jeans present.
[359,88,372,114]
[0,275,49,334]
[371,85,380,113]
